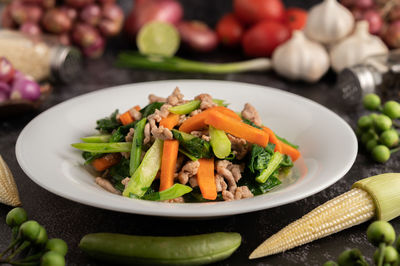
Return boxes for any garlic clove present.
[272,31,330,83]
[330,20,388,73]
[0,155,21,207]
[305,0,354,45]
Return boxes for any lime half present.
[136,21,180,57]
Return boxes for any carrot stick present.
[197,158,217,200]
[160,113,180,129]
[205,111,269,147]
[179,106,241,133]
[92,153,121,171]
[159,113,181,191]
[261,126,282,153]
[280,141,301,162]
[159,140,179,191]
[119,111,134,125]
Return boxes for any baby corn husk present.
[249,173,400,259]
[0,155,21,206]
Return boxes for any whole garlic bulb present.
[330,21,388,73]
[272,31,330,83]
[305,0,354,44]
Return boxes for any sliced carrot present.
[159,140,179,191]
[179,106,241,133]
[92,153,121,172]
[133,105,140,111]
[205,110,269,147]
[261,126,282,153]
[160,113,180,130]
[119,111,134,125]
[197,158,217,200]
[280,141,301,162]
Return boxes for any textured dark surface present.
[1,0,400,265]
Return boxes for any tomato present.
[284,8,307,31]
[242,20,290,57]
[234,0,285,25]
[216,13,244,47]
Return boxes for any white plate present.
[16,80,357,218]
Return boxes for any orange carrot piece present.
[92,153,121,172]
[179,106,241,133]
[133,105,140,111]
[120,111,134,125]
[205,111,269,147]
[159,140,179,191]
[160,113,180,130]
[261,126,282,153]
[280,141,301,162]
[197,158,217,200]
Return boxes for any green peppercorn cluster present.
[324,220,400,266]
[356,93,400,163]
[0,207,67,266]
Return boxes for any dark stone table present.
[1,0,399,265]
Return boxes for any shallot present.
[42,8,72,34]
[0,58,15,84]
[0,82,11,95]
[20,22,42,36]
[72,23,101,48]
[80,4,101,26]
[10,78,41,101]
[177,21,218,53]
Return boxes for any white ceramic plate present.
[16,80,357,218]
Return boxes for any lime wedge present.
[136,21,180,57]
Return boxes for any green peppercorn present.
[375,115,393,132]
[371,145,391,163]
[358,116,373,129]
[363,93,381,110]
[366,139,378,152]
[367,221,396,246]
[383,101,400,119]
[380,129,399,148]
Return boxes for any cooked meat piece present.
[202,135,210,141]
[222,190,234,201]
[178,115,187,126]
[143,123,151,145]
[167,87,185,106]
[151,125,173,140]
[95,177,121,195]
[189,176,198,187]
[178,160,200,185]
[235,186,254,200]
[215,174,228,192]
[195,93,217,110]
[120,152,130,159]
[159,104,171,118]
[148,94,166,103]
[241,103,262,126]
[190,109,202,116]
[230,163,243,182]
[121,177,130,187]
[163,196,185,203]
[190,129,209,141]
[215,160,237,193]
[175,155,184,173]
[190,130,203,138]
[227,134,249,160]
[125,127,135,142]
[129,108,142,121]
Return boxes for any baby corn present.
[250,173,400,259]
[0,155,21,207]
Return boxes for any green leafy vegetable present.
[280,155,294,168]
[142,184,192,201]
[82,152,102,165]
[169,100,200,115]
[258,174,282,194]
[243,119,262,129]
[96,110,120,133]
[109,157,130,192]
[276,135,299,149]
[140,102,164,118]
[71,142,132,153]
[212,99,229,107]
[172,129,212,159]
[256,152,284,183]
[178,149,198,161]
[130,118,146,176]
[109,122,137,143]
[238,170,281,196]
[248,144,274,174]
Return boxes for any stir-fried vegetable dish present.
[71,88,301,202]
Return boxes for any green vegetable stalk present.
[116,52,272,74]
[256,152,284,183]
[123,139,163,198]
[129,118,146,176]
[142,184,192,201]
[209,126,231,159]
[81,135,111,143]
[71,142,132,153]
[169,100,201,115]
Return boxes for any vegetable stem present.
[209,126,231,159]
[6,241,30,260]
[0,239,21,258]
[130,118,147,176]
[116,52,272,74]
[142,184,192,201]
[81,135,111,143]
[169,100,200,115]
[256,152,284,183]
[71,142,132,153]
[377,242,386,266]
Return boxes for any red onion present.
[99,18,123,37]
[98,0,116,5]
[59,6,77,21]
[0,57,15,84]
[384,21,400,48]
[354,0,374,9]
[83,36,105,58]
[177,21,218,53]
[42,0,55,9]
[362,10,383,34]
[102,4,124,22]
[0,91,8,103]
[0,82,11,95]
[10,78,41,101]
[80,4,102,26]
[25,5,43,23]
[9,1,28,25]
[65,0,94,9]
[42,8,72,34]
[1,6,16,28]
[124,0,183,35]
[58,33,71,46]
[20,22,42,36]
[72,23,101,48]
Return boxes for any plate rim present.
[15,79,358,218]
